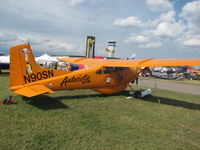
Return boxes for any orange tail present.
[10,43,67,89]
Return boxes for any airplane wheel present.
[134,91,142,99]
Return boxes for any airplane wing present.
[14,84,54,97]
[60,57,200,67]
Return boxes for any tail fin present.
[10,43,67,89]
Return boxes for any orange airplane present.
[9,43,200,98]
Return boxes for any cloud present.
[113,16,144,27]
[147,11,176,27]
[124,35,149,43]
[183,39,200,46]
[124,32,162,48]
[154,21,185,37]
[0,0,199,58]
[180,0,200,33]
[146,0,173,12]
[0,0,88,33]
[0,31,76,54]
[146,42,162,48]
[47,41,75,51]
[179,0,200,47]
[0,32,17,42]
[68,0,85,6]
[18,34,76,54]
[159,11,176,23]
[141,42,162,48]
[180,33,200,47]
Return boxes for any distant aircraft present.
[9,43,200,98]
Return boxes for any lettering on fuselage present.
[60,74,90,87]
[24,70,54,83]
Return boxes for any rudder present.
[10,43,67,89]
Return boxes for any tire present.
[134,91,142,99]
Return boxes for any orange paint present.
[9,44,200,98]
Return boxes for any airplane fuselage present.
[10,66,141,94]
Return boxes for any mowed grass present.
[1,70,200,150]
[144,77,200,86]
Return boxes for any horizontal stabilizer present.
[15,84,54,97]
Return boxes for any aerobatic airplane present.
[9,43,200,98]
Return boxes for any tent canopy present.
[0,55,10,63]
[35,54,58,64]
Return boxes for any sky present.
[0,0,200,59]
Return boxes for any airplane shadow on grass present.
[22,95,69,111]
[141,95,200,111]
[54,91,200,111]
[22,92,125,111]
[53,92,126,100]
[23,91,200,111]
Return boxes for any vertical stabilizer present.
[10,44,27,87]
[10,43,67,89]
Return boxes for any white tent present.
[0,55,10,70]
[0,55,10,63]
[35,54,58,64]
[0,54,60,69]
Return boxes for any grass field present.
[142,77,200,86]
[1,70,200,150]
